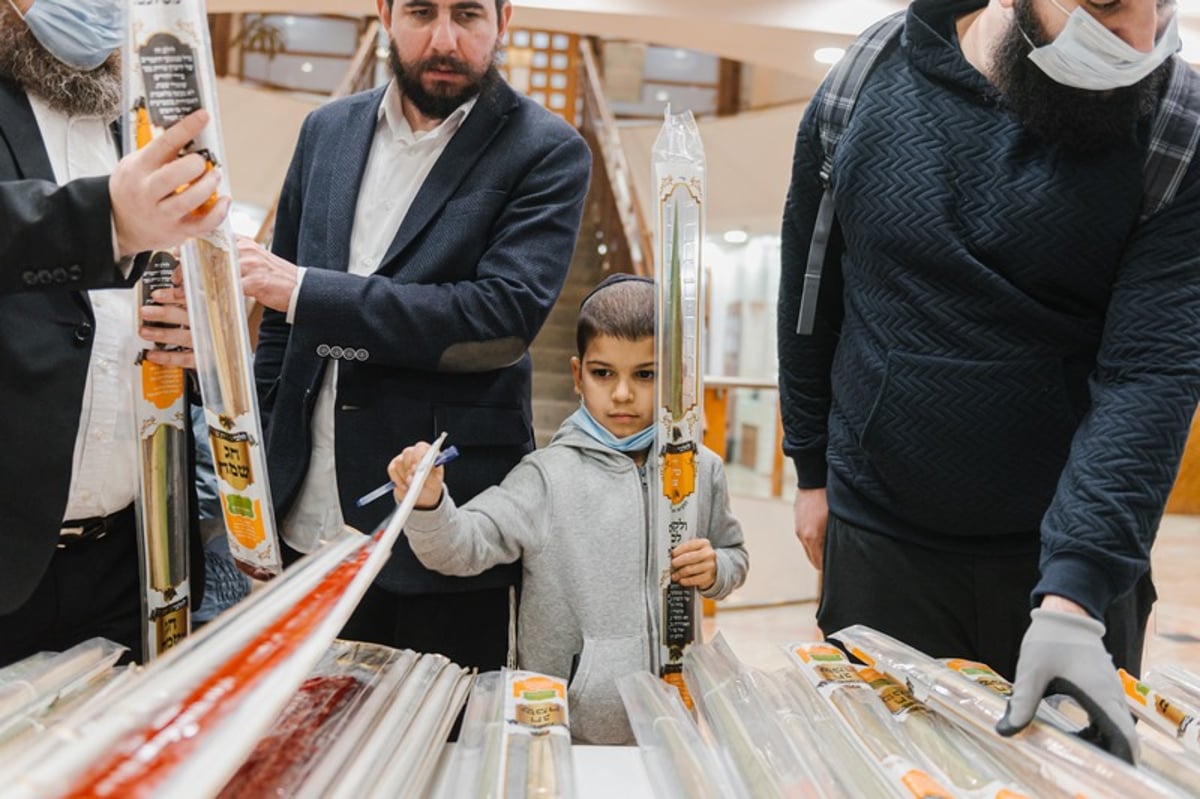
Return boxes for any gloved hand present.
[996,607,1138,764]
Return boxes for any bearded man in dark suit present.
[0,0,225,665]
[240,0,591,670]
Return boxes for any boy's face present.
[571,334,655,439]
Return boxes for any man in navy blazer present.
[240,0,591,669]
[0,0,225,665]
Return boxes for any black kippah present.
[579,273,654,309]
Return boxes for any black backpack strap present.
[1141,56,1200,222]
[797,11,906,335]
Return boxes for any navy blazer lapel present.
[0,79,55,181]
[376,80,519,271]
[325,88,385,273]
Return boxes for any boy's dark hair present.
[385,0,509,20]
[576,274,655,357]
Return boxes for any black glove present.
[996,608,1137,764]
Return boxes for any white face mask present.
[1021,0,1181,91]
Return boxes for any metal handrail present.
[577,41,654,276]
[331,20,381,102]
[704,376,778,392]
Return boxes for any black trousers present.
[281,536,512,671]
[817,515,1156,680]
[338,582,512,672]
[0,507,143,667]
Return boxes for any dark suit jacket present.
[257,78,591,595]
[0,76,203,615]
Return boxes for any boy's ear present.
[570,356,582,396]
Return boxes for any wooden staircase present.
[529,202,607,448]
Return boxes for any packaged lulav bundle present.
[442,670,576,799]
[124,0,282,579]
[651,109,705,705]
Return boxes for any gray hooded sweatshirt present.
[404,416,749,745]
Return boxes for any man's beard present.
[990,0,1167,154]
[388,42,500,121]
[0,1,121,118]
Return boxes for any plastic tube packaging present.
[124,0,282,580]
[1117,669,1200,754]
[684,636,829,798]
[742,668,856,799]
[855,667,1033,798]
[948,658,1200,796]
[0,639,126,731]
[773,668,912,799]
[1145,666,1200,709]
[786,643,958,799]
[617,671,742,798]
[0,440,450,798]
[651,108,706,704]
[0,661,135,758]
[385,664,474,799]
[440,670,577,799]
[131,249,192,660]
[833,624,1192,799]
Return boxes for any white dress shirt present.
[282,83,476,552]
[28,95,139,522]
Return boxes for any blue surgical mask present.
[18,0,123,72]
[570,406,655,453]
[1021,0,1181,91]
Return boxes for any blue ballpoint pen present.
[354,445,460,507]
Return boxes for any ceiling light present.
[654,90,670,103]
[723,229,749,245]
[300,62,314,73]
[814,47,846,66]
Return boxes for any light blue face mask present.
[1022,0,1181,91]
[570,406,656,453]
[18,0,123,72]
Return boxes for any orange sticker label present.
[900,770,954,799]
[663,671,694,709]
[662,446,696,504]
[1118,669,1150,706]
[141,361,185,410]
[849,646,876,667]
[795,644,846,663]
[512,675,566,701]
[221,496,265,549]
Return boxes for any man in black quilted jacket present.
[778,0,1199,761]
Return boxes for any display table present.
[429,744,655,797]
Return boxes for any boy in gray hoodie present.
[389,274,749,745]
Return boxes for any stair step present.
[533,369,576,397]
[533,398,576,435]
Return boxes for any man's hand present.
[671,538,717,591]
[794,487,828,569]
[389,443,444,510]
[996,600,1138,763]
[111,110,229,257]
[237,235,299,313]
[138,265,195,370]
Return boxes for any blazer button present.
[355,348,369,361]
[37,269,53,284]
[68,264,83,281]
[74,322,94,345]
[316,344,330,357]
[330,346,344,359]
[52,267,68,283]
[22,271,37,286]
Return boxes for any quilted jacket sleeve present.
[1037,154,1200,619]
